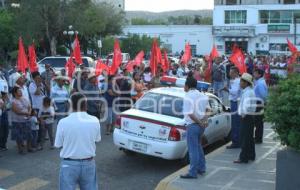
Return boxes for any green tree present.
[121,34,158,58]
[0,9,16,65]
[13,0,126,56]
[101,36,115,56]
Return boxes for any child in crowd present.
[30,110,39,151]
[38,97,55,150]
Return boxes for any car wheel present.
[123,149,136,156]
[181,153,189,166]
[224,130,232,142]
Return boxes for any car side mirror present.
[223,106,231,112]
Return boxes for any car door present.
[205,97,226,144]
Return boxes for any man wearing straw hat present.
[84,70,102,118]
[51,75,70,121]
[234,73,257,164]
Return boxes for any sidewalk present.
[155,123,281,190]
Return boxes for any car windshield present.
[134,92,184,119]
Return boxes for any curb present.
[155,143,229,190]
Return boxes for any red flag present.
[28,44,38,73]
[110,39,122,75]
[73,34,83,65]
[180,43,192,65]
[126,51,145,72]
[65,53,76,78]
[95,59,109,76]
[161,50,169,72]
[17,37,29,74]
[204,46,220,82]
[134,50,144,66]
[287,38,298,54]
[210,45,219,60]
[229,49,247,74]
[150,39,160,76]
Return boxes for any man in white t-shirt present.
[29,72,45,112]
[55,93,101,190]
[180,77,210,179]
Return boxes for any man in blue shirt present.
[253,69,268,144]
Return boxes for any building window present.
[260,10,293,24]
[269,43,288,51]
[225,10,247,24]
[284,0,296,4]
[190,45,197,56]
[226,0,237,5]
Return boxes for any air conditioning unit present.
[260,36,268,43]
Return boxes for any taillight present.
[168,127,181,141]
[115,116,121,129]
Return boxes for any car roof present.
[40,56,93,60]
[148,87,218,99]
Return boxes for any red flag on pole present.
[28,44,38,73]
[161,50,169,72]
[204,45,220,82]
[229,49,247,74]
[180,43,192,65]
[95,59,110,76]
[65,53,76,78]
[17,37,29,74]
[210,45,219,60]
[73,34,83,65]
[110,39,122,75]
[150,39,159,76]
[126,51,145,72]
[287,38,298,54]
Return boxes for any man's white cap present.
[12,72,22,87]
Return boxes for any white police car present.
[113,77,231,161]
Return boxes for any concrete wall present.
[123,25,214,56]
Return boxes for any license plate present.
[132,141,147,153]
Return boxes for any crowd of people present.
[0,53,288,156]
[0,51,290,188]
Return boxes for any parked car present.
[38,56,95,74]
[113,80,231,162]
[106,53,130,66]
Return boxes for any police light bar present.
[160,76,211,92]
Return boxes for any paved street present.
[0,125,184,190]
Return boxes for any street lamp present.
[63,25,78,55]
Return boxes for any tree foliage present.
[121,34,156,58]
[131,15,212,25]
[0,0,126,63]
[265,74,300,151]
[0,9,16,64]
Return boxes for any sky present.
[125,0,214,12]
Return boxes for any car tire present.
[181,153,189,166]
[224,130,232,142]
[123,149,136,156]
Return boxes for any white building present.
[95,0,125,10]
[123,25,214,56]
[213,0,300,55]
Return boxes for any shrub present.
[265,74,300,151]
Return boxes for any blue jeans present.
[31,130,38,148]
[230,101,240,146]
[59,159,98,190]
[187,123,205,177]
